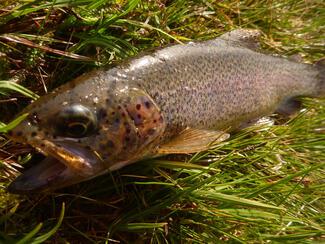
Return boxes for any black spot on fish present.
[112,118,121,130]
[111,111,116,115]
[144,101,151,109]
[137,114,142,119]
[136,104,141,110]
[99,143,106,150]
[126,127,131,134]
[153,119,157,123]
[16,131,23,137]
[107,140,115,148]
[98,108,107,119]
[125,136,130,142]
[84,145,91,150]
[31,132,37,137]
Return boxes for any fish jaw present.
[7,156,83,193]
[7,140,108,193]
[7,121,108,193]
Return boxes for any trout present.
[7,29,325,193]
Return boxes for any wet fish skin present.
[133,38,323,135]
[7,29,325,193]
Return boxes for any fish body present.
[8,29,325,193]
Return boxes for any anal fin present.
[158,128,229,154]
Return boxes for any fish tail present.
[315,58,325,97]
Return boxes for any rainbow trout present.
[7,29,325,193]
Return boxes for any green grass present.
[0,0,324,243]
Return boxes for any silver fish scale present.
[116,39,319,138]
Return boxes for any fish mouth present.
[8,139,106,194]
[8,156,73,193]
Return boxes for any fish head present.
[7,70,165,193]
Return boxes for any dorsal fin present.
[158,128,229,154]
[315,57,325,67]
[219,29,262,50]
[288,54,304,63]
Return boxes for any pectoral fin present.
[158,128,229,154]
[276,98,302,116]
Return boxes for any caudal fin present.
[315,58,325,97]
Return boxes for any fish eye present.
[66,122,88,137]
[55,104,97,138]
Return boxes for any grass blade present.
[192,190,283,210]
[16,223,43,244]
[0,113,29,133]
[31,202,65,244]
[0,81,39,100]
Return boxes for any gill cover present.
[102,86,166,170]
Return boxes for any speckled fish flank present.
[7,29,325,193]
